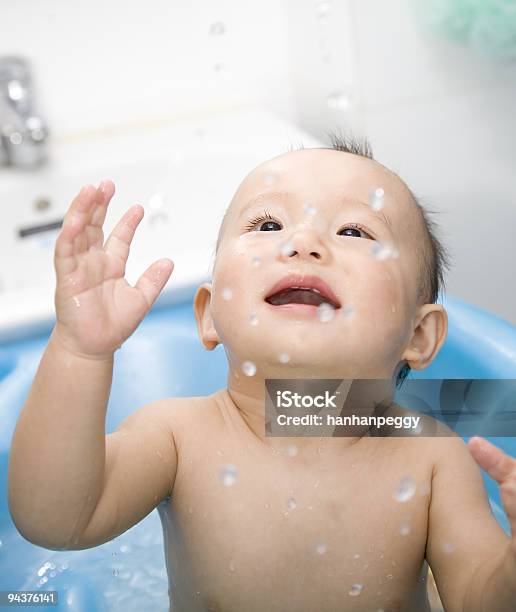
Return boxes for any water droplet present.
[263,172,278,186]
[280,241,295,256]
[442,541,455,554]
[73,296,81,308]
[112,551,117,557]
[148,193,166,210]
[219,463,237,486]
[0,540,2,548]
[316,0,332,18]
[209,21,226,36]
[156,450,163,459]
[113,569,119,577]
[315,541,327,555]
[286,498,297,511]
[249,314,259,326]
[371,241,399,261]
[120,544,130,553]
[188,507,193,514]
[348,583,363,597]
[229,559,236,572]
[369,187,385,211]
[386,574,394,580]
[213,63,230,79]
[326,90,352,110]
[252,255,261,267]
[353,553,360,559]
[59,562,69,571]
[222,287,233,300]
[278,352,290,363]
[317,302,335,322]
[242,360,257,376]
[50,571,56,578]
[149,211,169,227]
[400,521,411,536]
[303,202,316,215]
[394,476,416,502]
[286,444,298,457]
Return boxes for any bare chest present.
[158,429,433,612]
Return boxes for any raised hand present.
[53,180,173,359]
[468,436,516,552]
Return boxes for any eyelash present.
[244,209,373,238]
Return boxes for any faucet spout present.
[0,55,49,169]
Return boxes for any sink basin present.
[0,106,323,342]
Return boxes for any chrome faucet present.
[0,56,49,168]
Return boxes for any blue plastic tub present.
[1,293,515,611]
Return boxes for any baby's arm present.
[425,434,514,612]
[8,181,174,550]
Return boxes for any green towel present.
[414,0,516,60]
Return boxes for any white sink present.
[0,106,323,342]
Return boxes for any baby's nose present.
[279,227,329,261]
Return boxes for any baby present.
[7,135,516,612]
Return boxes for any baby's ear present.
[193,282,220,350]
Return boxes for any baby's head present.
[194,132,450,387]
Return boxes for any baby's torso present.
[156,389,435,612]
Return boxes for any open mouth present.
[264,274,342,311]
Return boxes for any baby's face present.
[196,148,425,380]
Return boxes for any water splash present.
[286,498,297,511]
[221,287,233,300]
[315,541,327,555]
[348,583,363,597]
[371,241,399,261]
[286,444,298,457]
[242,361,257,376]
[400,521,411,536]
[369,187,385,211]
[219,464,237,487]
[394,476,416,502]
[280,241,295,257]
[317,303,335,322]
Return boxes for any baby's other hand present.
[53,180,173,358]
[468,436,516,553]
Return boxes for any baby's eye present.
[337,223,373,239]
[245,211,283,232]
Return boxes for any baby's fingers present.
[135,259,174,309]
[54,184,99,275]
[104,204,145,271]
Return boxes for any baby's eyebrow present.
[238,191,392,229]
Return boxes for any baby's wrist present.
[50,324,115,363]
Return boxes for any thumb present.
[468,436,515,484]
[134,258,174,309]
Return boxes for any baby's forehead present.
[227,149,417,230]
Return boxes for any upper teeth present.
[289,286,321,294]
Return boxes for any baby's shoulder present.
[155,389,224,432]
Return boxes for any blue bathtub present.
[1,293,515,611]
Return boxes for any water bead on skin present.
[394,476,417,502]
[286,444,298,457]
[315,541,327,555]
[219,464,237,487]
[280,241,295,257]
[249,314,259,326]
[221,287,233,300]
[348,584,363,597]
[303,201,317,216]
[73,296,81,308]
[278,352,290,363]
[286,498,297,511]
[441,541,455,554]
[252,255,261,267]
[400,521,411,536]
[371,241,400,261]
[241,360,257,376]
[369,187,385,211]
